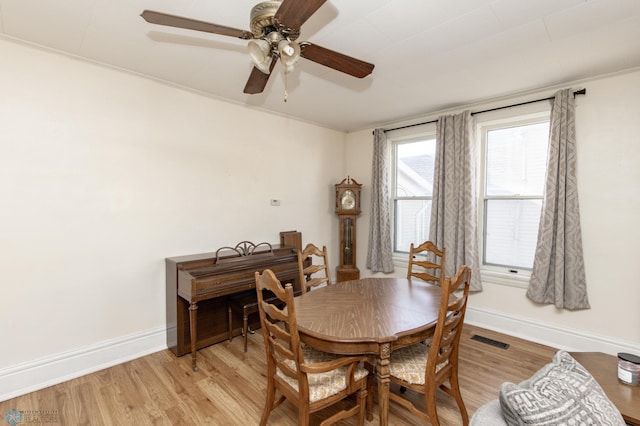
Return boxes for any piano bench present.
[227,287,300,352]
[227,291,272,353]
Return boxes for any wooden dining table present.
[294,277,442,426]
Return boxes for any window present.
[480,116,549,272]
[392,135,436,253]
[389,111,551,282]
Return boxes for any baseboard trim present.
[466,306,640,356]
[3,310,639,402]
[0,326,167,402]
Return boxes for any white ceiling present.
[1,0,639,131]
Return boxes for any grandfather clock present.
[335,177,362,282]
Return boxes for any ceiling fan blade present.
[300,43,374,78]
[141,10,253,40]
[243,59,278,94]
[274,0,327,30]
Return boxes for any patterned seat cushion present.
[277,346,368,403]
[388,339,445,385]
[499,350,625,426]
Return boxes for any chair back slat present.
[411,271,440,283]
[413,260,441,270]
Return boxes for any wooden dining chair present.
[255,269,368,426]
[297,243,331,293]
[370,265,471,426]
[407,240,446,286]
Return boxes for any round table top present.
[294,277,442,345]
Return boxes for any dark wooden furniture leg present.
[228,294,257,353]
[242,309,249,352]
[189,302,198,372]
[242,308,255,352]
[227,304,233,342]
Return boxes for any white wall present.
[2,33,639,400]
[347,69,640,354]
[0,38,345,399]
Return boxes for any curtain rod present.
[379,88,586,134]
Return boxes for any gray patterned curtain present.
[527,89,589,310]
[430,111,482,291]
[366,128,394,272]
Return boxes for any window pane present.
[486,122,549,196]
[484,199,542,269]
[396,140,436,197]
[395,199,431,253]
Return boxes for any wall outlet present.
[270,199,281,206]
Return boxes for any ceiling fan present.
[140,0,374,95]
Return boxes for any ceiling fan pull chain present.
[283,64,289,102]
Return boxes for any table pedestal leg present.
[189,302,198,372]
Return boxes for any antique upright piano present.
[165,231,303,370]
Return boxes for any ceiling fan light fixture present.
[248,38,273,74]
[141,0,375,95]
[278,39,300,73]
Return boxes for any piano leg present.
[228,304,233,342]
[189,302,199,372]
[242,313,252,352]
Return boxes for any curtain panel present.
[527,88,590,310]
[366,128,394,273]
[430,111,482,291]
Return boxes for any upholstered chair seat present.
[278,346,369,403]
[387,340,451,386]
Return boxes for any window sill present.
[480,269,529,289]
[392,254,410,269]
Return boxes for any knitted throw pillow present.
[499,350,625,426]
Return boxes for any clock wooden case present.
[335,177,362,282]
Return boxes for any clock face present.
[341,190,356,210]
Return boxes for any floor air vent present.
[471,334,510,349]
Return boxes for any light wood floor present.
[1,324,556,425]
